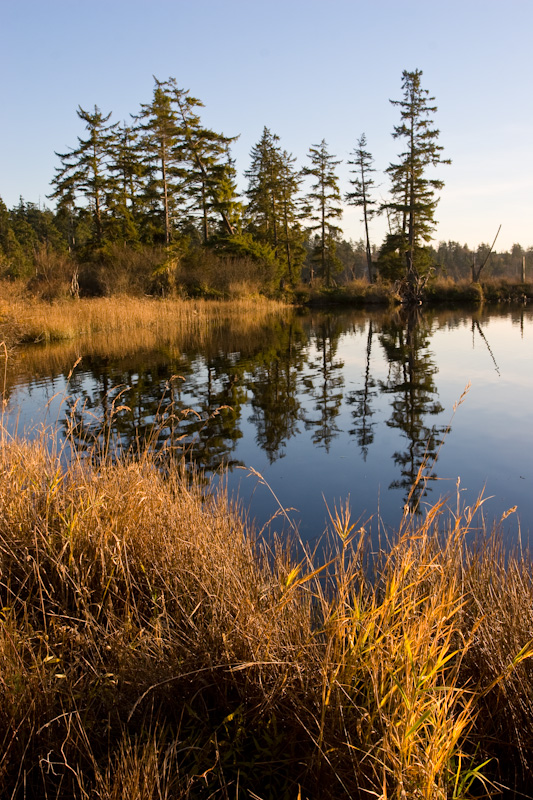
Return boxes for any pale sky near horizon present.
[2,0,532,251]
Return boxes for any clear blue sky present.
[2,0,531,251]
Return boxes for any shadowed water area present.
[3,305,532,547]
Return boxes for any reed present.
[0,283,289,347]
[0,420,532,798]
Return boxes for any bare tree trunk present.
[471,225,501,282]
[162,149,170,245]
[201,182,209,243]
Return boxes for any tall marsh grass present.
[0,282,289,347]
[1,416,533,798]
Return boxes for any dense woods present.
[0,70,530,301]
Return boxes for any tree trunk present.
[162,148,170,245]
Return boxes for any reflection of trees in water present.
[45,308,465,504]
[60,318,310,470]
[346,321,377,459]
[472,318,500,376]
[379,309,446,510]
[246,321,307,463]
[63,353,246,471]
[302,316,345,452]
[183,354,248,471]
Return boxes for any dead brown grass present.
[0,285,289,347]
[1,423,533,798]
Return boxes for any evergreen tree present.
[345,134,377,283]
[107,122,146,244]
[385,69,450,300]
[245,127,282,247]
[50,105,118,247]
[245,128,303,284]
[136,78,184,244]
[171,81,240,241]
[278,148,305,284]
[0,196,26,275]
[302,140,343,287]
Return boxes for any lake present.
[3,304,532,547]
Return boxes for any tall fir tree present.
[245,128,303,284]
[384,69,450,299]
[135,78,184,244]
[171,81,240,241]
[278,148,305,284]
[302,140,343,287]
[50,105,118,247]
[107,122,146,245]
[345,133,377,283]
[245,127,283,247]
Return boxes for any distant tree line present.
[0,71,530,300]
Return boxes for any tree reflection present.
[45,308,454,513]
[347,320,377,459]
[379,309,446,510]
[62,352,246,471]
[182,355,248,471]
[302,316,344,452]
[246,320,306,462]
[472,318,500,376]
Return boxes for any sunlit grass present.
[0,281,289,347]
[1,412,532,798]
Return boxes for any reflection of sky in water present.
[3,309,532,548]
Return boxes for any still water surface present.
[4,306,532,546]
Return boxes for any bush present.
[27,245,78,300]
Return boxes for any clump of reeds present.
[1,421,533,798]
[425,277,484,304]
[0,281,289,346]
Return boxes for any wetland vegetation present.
[1,421,533,799]
[1,293,533,798]
[1,65,533,798]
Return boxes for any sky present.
[1,0,532,252]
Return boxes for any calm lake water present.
[3,305,532,547]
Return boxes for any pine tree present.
[345,134,377,283]
[245,127,283,247]
[50,105,118,247]
[171,82,239,241]
[245,128,303,284]
[136,78,184,244]
[385,69,450,300]
[302,140,342,287]
[107,122,146,244]
[278,148,305,284]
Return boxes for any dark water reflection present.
[3,306,532,546]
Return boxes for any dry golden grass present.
[0,281,289,347]
[1,421,533,799]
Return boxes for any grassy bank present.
[1,276,532,352]
[1,426,533,798]
[0,281,289,349]
[425,277,533,305]
[297,277,533,308]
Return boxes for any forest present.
[0,70,530,302]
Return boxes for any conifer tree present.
[171,82,239,241]
[345,134,377,283]
[136,78,184,244]
[245,127,282,247]
[50,105,118,246]
[245,128,303,283]
[302,140,342,286]
[385,69,450,299]
[107,122,146,244]
[278,148,305,284]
